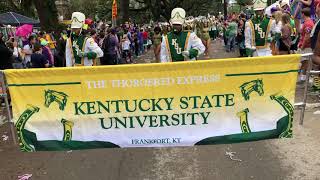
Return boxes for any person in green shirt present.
[227,18,238,52]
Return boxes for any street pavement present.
[0,40,319,180]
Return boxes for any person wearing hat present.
[40,39,54,67]
[160,8,205,62]
[65,12,103,67]
[244,5,273,57]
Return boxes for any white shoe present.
[299,75,307,82]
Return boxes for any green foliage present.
[0,1,12,14]
[236,0,254,6]
[228,4,242,13]
[96,0,112,21]
[70,0,99,19]
[69,0,224,23]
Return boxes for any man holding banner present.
[160,8,205,62]
[65,12,103,67]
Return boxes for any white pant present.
[253,48,272,57]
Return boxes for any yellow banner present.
[5,55,300,151]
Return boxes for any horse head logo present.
[240,79,264,101]
[44,90,68,111]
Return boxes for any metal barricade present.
[294,53,320,125]
[0,71,16,144]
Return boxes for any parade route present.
[0,41,319,180]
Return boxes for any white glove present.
[182,51,190,58]
[77,50,85,57]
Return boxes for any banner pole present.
[0,71,16,144]
[299,54,313,125]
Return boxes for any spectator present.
[121,34,132,64]
[102,28,119,65]
[153,26,162,63]
[300,0,316,20]
[98,31,105,48]
[22,35,37,68]
[271,11,283,55]
[298,8,314,82]
[45,31,57,55]
[133,32,139,57]
[138,29,144,55]
[142,29,148,51]
[90,29,98,44]
[227,18,237,52]
[147,26,153,50]
[55,32,67,67]
[311,0,320,90]
[31,43,49,68]
[0,35,13,70]
[237,13,247,57]
[291,0,315,34]
[40,40,54,67]
[7,38,23,69]
[278,13,292,55]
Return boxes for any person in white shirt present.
[12,40,23,69]
[270,11,283,55]
[22,35,36,68]
[121,34,132,63]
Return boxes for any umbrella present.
[0,12,40,26]
[16,24,33,37]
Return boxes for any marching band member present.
[245,5,273,57]
[160,8,205,62]
[65,12,103,67]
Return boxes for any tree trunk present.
[33,0,59,31]
[120,0,129,24]
[224,0,228,19]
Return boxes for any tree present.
[71,0,223,24]
[3,0,60,31]
[236,0,254,6]
[33,0,60,31]
[120,0,129,23]
[132,0,220,21]
[97,0,112,21]
[70,0,99,19]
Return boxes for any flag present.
[112,0,117,19]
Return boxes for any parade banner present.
[5,55,300,152]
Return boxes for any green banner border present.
[195,115,289,145]
[21,115,289,151]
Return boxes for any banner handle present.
[1,71,16,144]
[299,54,313,125]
